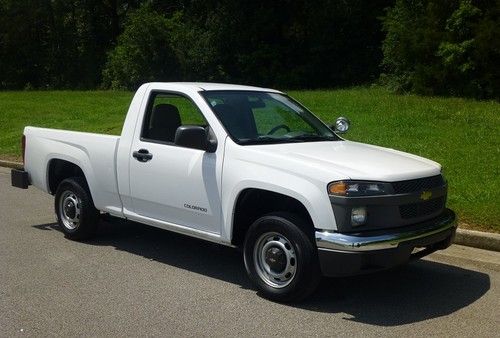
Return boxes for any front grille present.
[399,196,445,219]
[392,175,445,194]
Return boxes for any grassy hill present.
[1,87,498,232]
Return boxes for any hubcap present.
[64,200,76,219]
[59,191,82,230]
[254,232,297,288]
[265,247,287,272]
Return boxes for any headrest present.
[151,104,181,128]
[212,103,257,139]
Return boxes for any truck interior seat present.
[148,103,181,142]
[212,103,257,140]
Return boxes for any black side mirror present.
[174,125,217,152]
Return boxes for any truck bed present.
[24,126,123,216]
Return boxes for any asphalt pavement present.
[1,167,499,337]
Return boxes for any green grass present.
[0,88,499,232]
[0,91,134,159]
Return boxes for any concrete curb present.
[0,160,23,170]
[0,160,499,252]
[454,229,500,252]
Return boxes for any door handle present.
[132,149,153,162]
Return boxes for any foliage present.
[0,0,391,90]
[102,4,180,89]
[1,0,498,97]
[174,0,393,88]
[0,0,142,89]
[381,0,500,99]
[103,0,393,89]
[168,11,227,82]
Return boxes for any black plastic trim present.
[11,169,30,189]
[330,183,448,232]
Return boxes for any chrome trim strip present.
[316,210,456,252]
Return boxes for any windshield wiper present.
[286,134,336,141]
[238,136,296,145]
[238,134,336,145]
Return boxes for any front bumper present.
[315,208,457,277]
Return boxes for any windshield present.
[201,90,340,145]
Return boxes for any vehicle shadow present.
[34,218,491,326]
[34,218,252,288]
[301,261,490,326]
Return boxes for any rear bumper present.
[11,168,30,189]
[315,209,457,277]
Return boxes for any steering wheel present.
[267,124,291,135]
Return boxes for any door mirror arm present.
[205,126,218,153]
[206,138,218,153]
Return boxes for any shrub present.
[102,3,179,90]
[381,0,500,99]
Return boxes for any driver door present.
[128,91,222,234]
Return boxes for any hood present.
[247,140,441,182]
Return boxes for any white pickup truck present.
[11,82,456,301]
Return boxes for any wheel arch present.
[230,188,316,247]
[47,158,90,195]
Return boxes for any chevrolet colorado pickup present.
[11,82,457,301]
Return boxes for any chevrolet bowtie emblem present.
[420,191,432,201]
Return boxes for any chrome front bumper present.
[316,208,457,252]
[315,209,457,277]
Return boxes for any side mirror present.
[174,125,217,152]
[331,116,350,134]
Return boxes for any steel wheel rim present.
[59,190,81,230]
[253,232,297,288]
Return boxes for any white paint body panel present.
[22,82,442,246]
[23,127,123,216]
[129,143,222,234]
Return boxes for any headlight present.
[328,181,390,197]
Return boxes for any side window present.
[142,92,207,143]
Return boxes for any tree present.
[0,0,141,89]
[381,0,500,99]
[174,0,392,88]
[102,3,180,89]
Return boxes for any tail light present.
[21,135,26,164]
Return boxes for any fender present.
[222,175,337,243]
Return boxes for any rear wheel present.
[243,212,320,302]
[55,177,99,240]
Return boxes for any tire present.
[243,212,321,302]
[55,177,99,240]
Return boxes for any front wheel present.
[243,212,321,302]
[55,177,99,240]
